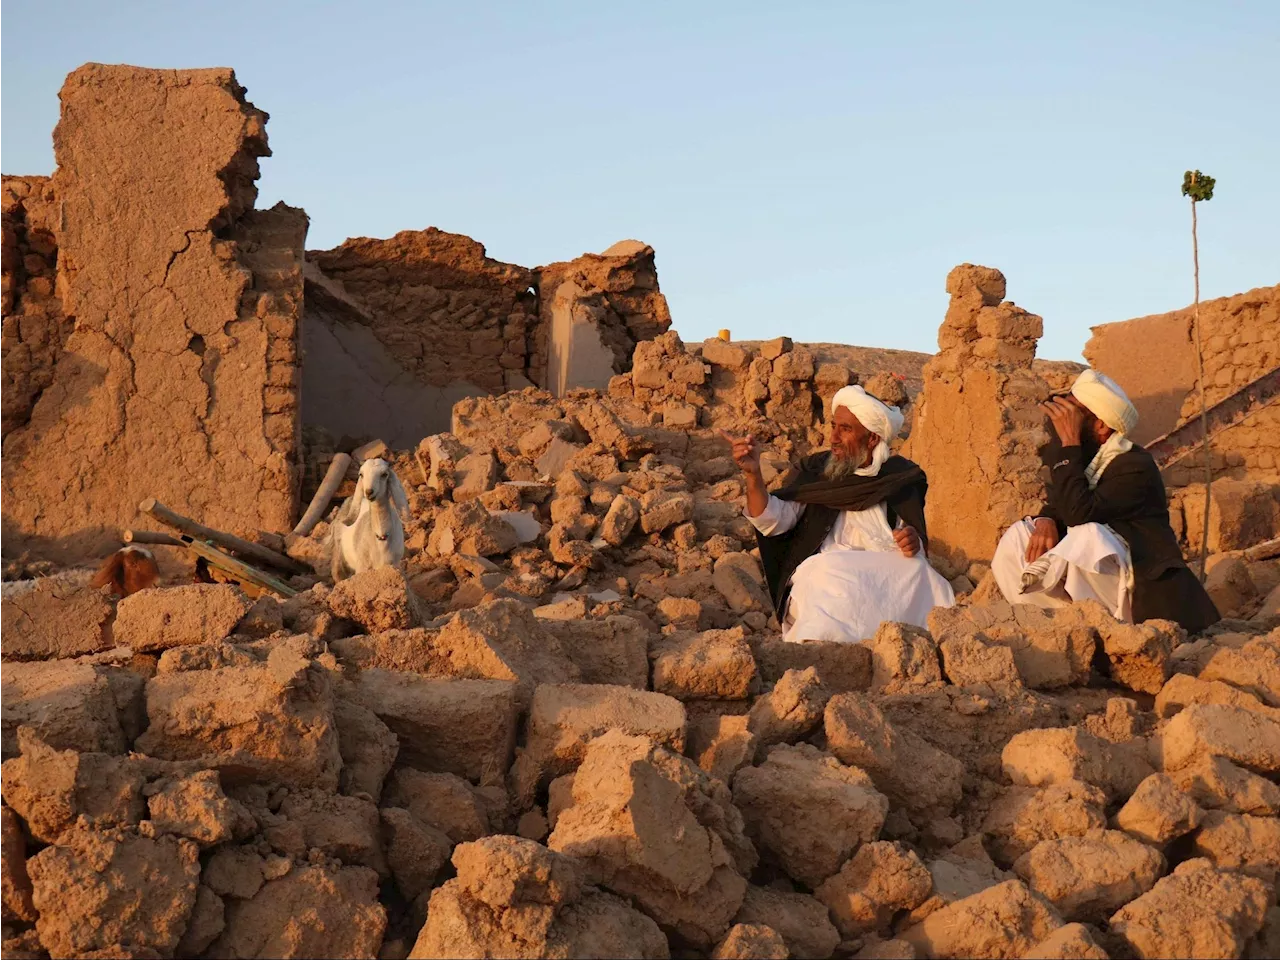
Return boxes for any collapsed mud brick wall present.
[901,265,1056,579]
[0,65,306,563]
[1086,284,1280,466]
[301,235,673,445]
[1087,285,1280,555]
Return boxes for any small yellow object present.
[718,329,731,342]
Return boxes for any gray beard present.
[823,452,864,481]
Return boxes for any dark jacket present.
[1037,438,1219,633]
[755,453,930,619]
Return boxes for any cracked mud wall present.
[902,265,1052,577]
[0,64,305,563]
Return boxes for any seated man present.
[727,385,954,644]
[992,369,1219,633]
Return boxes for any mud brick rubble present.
[4,65,1280,960]
[4,320,1280,960]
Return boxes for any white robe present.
[748,496,956,644]
[992,518,1134,621]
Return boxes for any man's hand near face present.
[722,431,769,518]
[1040,397,1085,447]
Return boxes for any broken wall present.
[0,64,305,563]
[1086,284,1279,479]
[300,235,673,445]
[2,176,70,440]
[538,240,673,397]
[901,265,1052,578]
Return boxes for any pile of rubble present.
[4,352,1280,959]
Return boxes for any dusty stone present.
[747,666,829,749]
[1,806,36,923]
[906,851,1010,926]
[688,713,758,784]
[761,337,793,360]
[1114,773,1203,845]
[2,660,135,758]
[1109,858,1269,960]
[454,450,499,501]
[1152,703,1280,774]
[177,884,226,957]
[1002,726,1152,801]
[204,846,266,900]
[870,622,942,691]
[1020,923,1108,959]
[1012,830,1164,922]
[734,885,840,960]
[209,863,386,959]
[278,789,387,876]
[600,494,641,546]
[384,768,489,844]
[136,660,341,791]
[899,879,1063,960]
[411,834,666,959]
[754,638,873,694]
[513,683,686,799]
[640,489,694,534]
[940,634,1022,687]
[1166,754,1280,815]
[550,730,753,947]
[542,616,651,689]
[0,731,146,843]
[326,566,426,632]
[114,584,252,653]
[27,825,200,958]
[334,699,397,801]
[0,572,114,661]
[380,807,451,902]
[981,781,1108,866]
[1093,615,1177,695]
[712,923,789,959]
[341,670,518,783]
[712,552,772,614]
[816,840,933,938]
[653,628,757,700]
[1199,638,1280,707]
[1154,672,1280,720]
[147,769,248,847]
[1192,809,1280,880]
[430,499,521,557]
[733,743,888,887]
[825,693,965,819]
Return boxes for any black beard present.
[1080,433,1102,460]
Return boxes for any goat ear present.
[389,470,409,519]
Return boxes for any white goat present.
[329,458,409,582]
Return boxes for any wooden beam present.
[139,498,309,575]
[181,536,299,598]
[1147,367,1280,468]
[122,529,185,547]
[293,453,352,537]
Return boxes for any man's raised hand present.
[894,525,921,558]
[721,431,762,477]
[1040,397,1084,446]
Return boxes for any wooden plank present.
[1147,367,1280,468]
[139,498,309,575]
[122,529,185,547]
[293,452,353,537]
[1244,538,1280,563]
[181,537,299,598]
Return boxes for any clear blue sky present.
[3,1,1277,360]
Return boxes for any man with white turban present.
[992,370,1219,632]
[725,385,955,644]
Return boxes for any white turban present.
[832,385,905,476]
[1071,369,1138,436]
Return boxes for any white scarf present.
[1084,432,1133,488]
